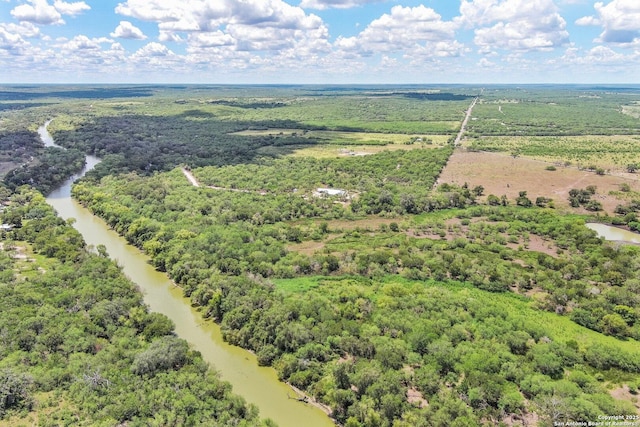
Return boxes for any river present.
[41,122,334,427]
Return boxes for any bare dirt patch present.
[610,385,640,414]
[438,149,640,215]
[513,234,559,257]
[502,410,539,427]
[287,240,326,256]
[407,387,429,408]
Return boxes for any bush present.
[585,200,603,212]
[257,344,279,366]
[0,369,33,417]
[131,336,189,376]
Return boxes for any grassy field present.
[244,129,451,159]
[233,129,450,146]
[622,105,640,119]
[464,135,640,171]
[272,275,640,355]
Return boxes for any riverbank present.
[40,121,335,427]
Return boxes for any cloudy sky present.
[0,0,638,84]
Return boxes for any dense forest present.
[70,156,640,425]
[0,187,272,426]
[1,85,640,426]
[0,127,86,194]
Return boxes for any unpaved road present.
[181,167,266,194]
[454,96,479,146]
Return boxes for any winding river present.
[41,122,333,427]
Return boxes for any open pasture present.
[464,135,640,172]
[623,102,640,119]
[438,149,640,214]
[259,143,434,159]
[233,128,449,146]
[238,129,451,158]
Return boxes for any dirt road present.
[454,96,478,146]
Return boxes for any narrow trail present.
[181,167,200,187]
[181,167,266,195]
[454,95,479,146]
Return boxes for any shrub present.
[131,336,189,376]
[0,370,33,417]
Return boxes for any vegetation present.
[0,187,270,426]
[466,135,640,172]
[469,87,640,136]
[71,158,640,423]
[2,84,640,425]
[3,146,86,194]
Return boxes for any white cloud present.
[474,19,566,52]
[299,0,382,10]
[111,21,147,40]
[134,42,174,58]
[575,16,600,26]
[335,5,459,57]
[478,57,495,67]
[11,0,64,25]
[10,0,89,25]
[158,31,184,43]
[53,0,90,16]
[58,35,113,52]
[0,22,41,39]
[115,0,323,31]
[0,27,29,53]
[115,0,329,54]
[559,44,639,73]
[188,31,234,48]
[577,0,640,45]
[130,42,183,71]
[460,0,569,52]
[115,1,178,22]
[583,44,627,61]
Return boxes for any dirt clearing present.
[438,149,640,215]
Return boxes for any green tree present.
[0,369,33,417]
[131,336,189,376]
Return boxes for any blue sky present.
[0,0,638,84]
